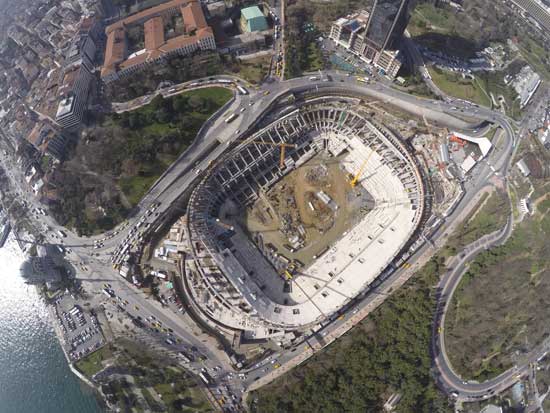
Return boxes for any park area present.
[445,193,550,380]
[50,87,232,235]
[77,338,211,412]
[428,68,491,107]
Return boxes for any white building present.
[329,10,403,78]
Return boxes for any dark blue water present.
[0,237,104,413]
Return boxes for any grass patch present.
[516,36,550,81]
[75,345,113,377]
[141,388,159,410]
[443,190,510,257]
[477,71,522,120]
[408,2,458,37]
[119,173,161,207]
[227,55,271,84]
[484,127,498,141]
[428,67,491,107]
[154,383,178,406]
[97,338,211,412]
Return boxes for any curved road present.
[0,71,522,409]
[432,215,518,401]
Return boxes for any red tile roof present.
[101,0,214,78]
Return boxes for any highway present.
[0,71,521,410]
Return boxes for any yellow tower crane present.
[236,139,297,168]
[349,149,375,188]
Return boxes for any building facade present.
[329,2,415,78]
[363,0,415,59]
[101,0,216,84]
[240,6,269,33]
[55,61,94,131]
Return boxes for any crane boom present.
[350,149,375,188]
[235,139,296,168]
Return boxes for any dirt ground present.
[241,153,372,267]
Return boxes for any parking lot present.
[54,294,104,361]
[321,38,374,76]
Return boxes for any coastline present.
[42,286,110,412]
[17,234,110,412]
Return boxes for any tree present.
[188,95,204,111]
[128,112,142,129]
[150,94,166,111]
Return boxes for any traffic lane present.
[436,363,527,397]
[32,78,516,386]
[102,276,230,368]
[434,221,515,394]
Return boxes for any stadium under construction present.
[179,93,430,343]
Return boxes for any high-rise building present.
[363,0,415,59]
[329,10,370,55]
[329,8,406,78]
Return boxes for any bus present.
[225,113,238,123]
[236,85,248,95]
[199,372,210,385]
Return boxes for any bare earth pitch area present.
[241,153,373,268]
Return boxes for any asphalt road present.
[0,71,521,408]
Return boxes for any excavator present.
[283,262,297,281]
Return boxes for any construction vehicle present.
[214,218,234,231]
[449,134,466,146]
[349,149,375,188]
[236,139,297,168]
[283,262,296,280]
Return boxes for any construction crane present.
[236,139,297,168]
[283,262,297,281]
[349,149,375,188]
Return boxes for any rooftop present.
[241,6,265,20]
[56,95,75,118]
[102,0,214,78]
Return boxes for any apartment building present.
[55,61,94,131]
[101,0,216,84]
[329,1,414,78]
